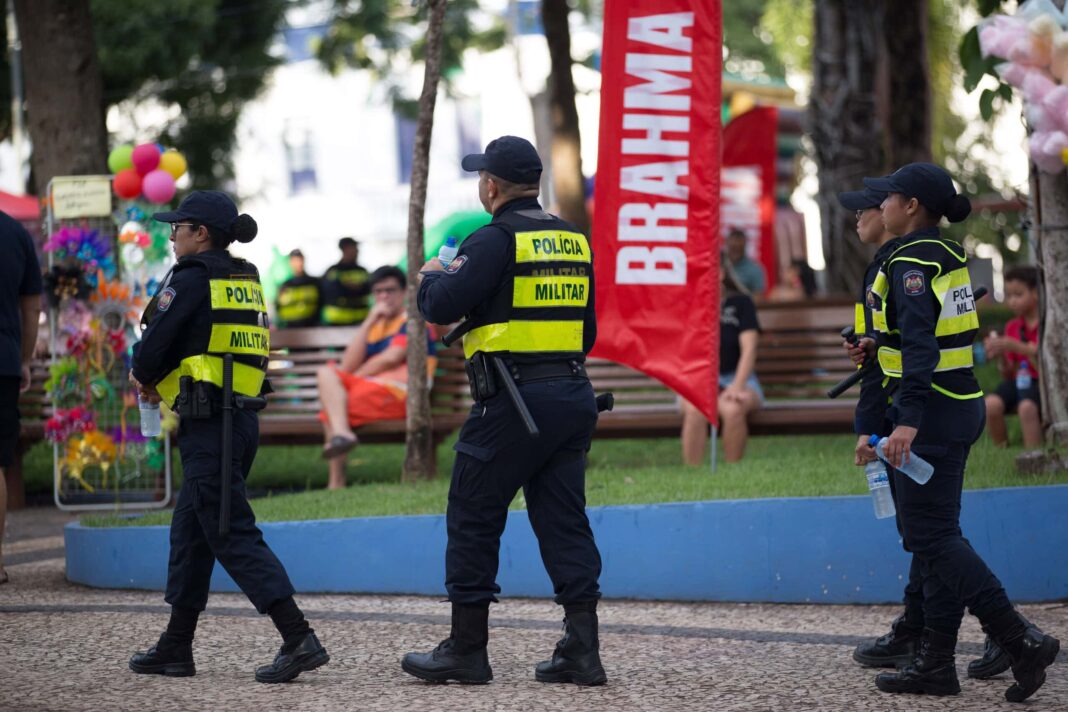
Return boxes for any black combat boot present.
[967,635,1012,679]
[255,632,330,683]
[401,603,493,684]
[853,614,922,668]
[875,628,961,696]
[129,639,196,677]
[984,607,1060,702]
[535,601,607,686]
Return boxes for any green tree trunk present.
[14,0,107,200]
[403,0,448,482]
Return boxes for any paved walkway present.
[1,507,1065,712]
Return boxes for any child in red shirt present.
[984,265,1041,448]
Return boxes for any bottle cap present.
[445,236,458,247]
[868,434,880,447]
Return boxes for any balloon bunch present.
[979,1,1068,173]
[109,143,188,204]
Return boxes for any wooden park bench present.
[8,299,858,507]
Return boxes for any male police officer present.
[401,136,606,686]
[275,249,321,328]
[321,237,370,325]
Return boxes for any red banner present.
[591,3,723,424]
[722,107,779,293]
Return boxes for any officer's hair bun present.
[230,214,258,243]
[944,194,971,223]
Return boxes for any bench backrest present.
[264,326,468,421]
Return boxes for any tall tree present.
[809,1,885,295]
[878,0,932,167]
[541,0,588,233]
[13,0,108,198]
[403,0,448,482]
[1033,0,1068,447]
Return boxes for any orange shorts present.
[319,368,407,428]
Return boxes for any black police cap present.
[837,188,886,211]
[863,163,969,220]
[289,249,304,258]
[461,135,543,184]
[338,237,358,249]
[153,190,239,233]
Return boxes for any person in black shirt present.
[0,211,42,585]
[275,249,321,328]
[681,263,762,465]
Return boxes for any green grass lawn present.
[25,361,1057,528]
[78,418,1066,528]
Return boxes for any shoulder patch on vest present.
[903,270,925,296]
[865,285,876,308]
[157,287,177,312]
[444,255,468,274]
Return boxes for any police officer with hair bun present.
[127,191,329,684]
[854,164,1058,702]
[402,136,606,686]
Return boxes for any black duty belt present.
[510,360,587,382]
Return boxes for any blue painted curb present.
[65,485,1068,603]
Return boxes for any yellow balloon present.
[159,150,187,180]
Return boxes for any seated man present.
[316,266,436,489]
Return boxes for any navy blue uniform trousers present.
[165,410,295,614]
[446,376,602,606]
[892,392,1012,633]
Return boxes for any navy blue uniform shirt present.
[417,197,597,357]
[853,236,903,436]
[131,254,215,386]
[0,211,42,376]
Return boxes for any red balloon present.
[131,143,161,176]
[113,168,142,199]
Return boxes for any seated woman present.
[681,263,763,464]
[766,259,818,302]
[316,266,436,489]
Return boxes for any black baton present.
[219,353,234,537]
[492,356,540,438]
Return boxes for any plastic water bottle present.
[438,236,459,266]
[139,395,161,437]
[1016,360,1033,391]
[865,459,896,519]
[869,435,934,485]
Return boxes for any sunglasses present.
[170,222,199,236]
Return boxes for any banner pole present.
[710,425,718,474]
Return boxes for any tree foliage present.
[315,0,504,108]
[5,0,287,191]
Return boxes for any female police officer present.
[855,164,1057,702]
[127,191,329,683]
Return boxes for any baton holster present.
[175,376,216,419]
[465,352,499,403]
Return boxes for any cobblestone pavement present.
[1,507,1065,712]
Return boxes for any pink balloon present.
[142,169,177,204]
[131,143,162,176]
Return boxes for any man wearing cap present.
[275,249,321,328]
[401,136,606,687]
[838,185,1011,680]
[321,237,370,325]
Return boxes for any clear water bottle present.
[139,394,161,437]
[438,236,459,266]
[869,435,934,485]
[1016,360,1032,391]
[866,459,896,519]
